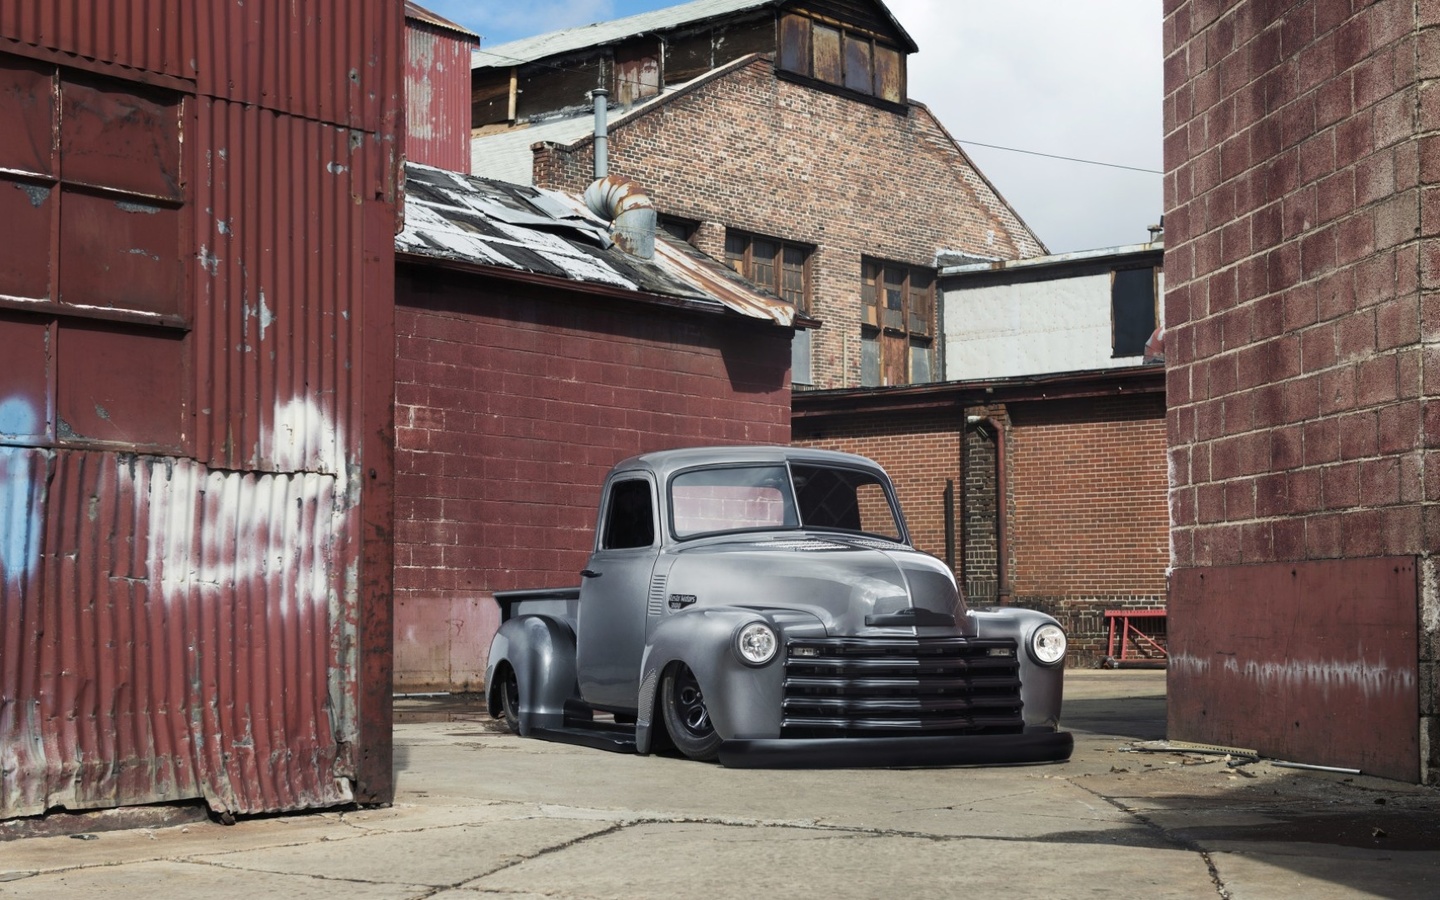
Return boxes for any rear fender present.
[485,614,581,735]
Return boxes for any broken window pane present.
[844,34,873,94]
[778,14,812,76]
[814,25,842,84]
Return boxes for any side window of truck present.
[602,479,655,549]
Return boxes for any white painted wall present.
[943,268,1163,380]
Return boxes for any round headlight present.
[736,622,778,666]
[1030,623,1067,665]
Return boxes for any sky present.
[425,0,1164,255]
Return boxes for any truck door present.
[576,475,657,711]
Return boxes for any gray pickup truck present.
[486,445,1073,767]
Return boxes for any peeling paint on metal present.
[116,200,161,215]
[15,183,50,208]
[243,291,276,342]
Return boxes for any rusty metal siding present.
[0,0,190,80]
[0,0,401,820]
[191,97,368,472]
[404,19,474,172]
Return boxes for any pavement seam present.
[428,821,632,898]
[1068,780,1232,900]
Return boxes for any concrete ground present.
[2,670,1437,898]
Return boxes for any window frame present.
[724,229,812,314]
[860,258,935,387]
[776,12,907,106]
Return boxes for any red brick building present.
[1164,0,1436,782]
[470,0,1045,391]
[794,368,1167,664]
[392,165,795,690]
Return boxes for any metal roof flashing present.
[938,241,1164,279]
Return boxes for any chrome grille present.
[782,637,1025,737]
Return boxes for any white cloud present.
[890,0,1164,253]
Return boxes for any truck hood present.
[662,532,975,637]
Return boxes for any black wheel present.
[661,665,721,761]
[498,667,521,734]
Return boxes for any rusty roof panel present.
[405,1,478,39]
[398,163,796,326]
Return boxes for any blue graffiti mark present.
[0,394,42,587]
[0,394,37,438]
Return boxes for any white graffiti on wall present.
[129,397,351,617]
[1170,651,1415,701]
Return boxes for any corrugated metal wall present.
[404,18,475,172]
[0,1,401,820]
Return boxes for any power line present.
[956,139,1162,175]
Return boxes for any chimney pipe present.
[591,88,609,179]
[584,175,655,259]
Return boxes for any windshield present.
[670,463,903,541]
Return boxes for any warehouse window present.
[860,259,934,387]
[724,230,810,312]
[726,230,813,386]
[778,13,905,104]
[1112,267,1157,357]
[657,214,699,245]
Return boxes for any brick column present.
[1164,0,1437,782]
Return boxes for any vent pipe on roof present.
[584,175,655,259]
[591,88,609,179]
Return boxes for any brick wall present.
[534,57,1045,391]
[962,415,999,602]
[1165,0,1438,781]
[792,411,962,567]
[394,266,792,690]
[1008,394,1170,661]
[795,391,1169,666]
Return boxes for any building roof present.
[470,54,753,185]
[404,1,478,40]
[396,163,798,327]
[938,241,1164,281]
[473,0,916,69]
[473,0,774,68]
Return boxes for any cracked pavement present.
[2,671,1437,898]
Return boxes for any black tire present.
[661,665,721,761]
[498,667,521,734]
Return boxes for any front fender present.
[969,607,1067,729]
[485,614,581,735]
[636,608,805,754]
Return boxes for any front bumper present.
[716,729,1074,769]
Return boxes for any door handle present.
[581,569,602,579]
